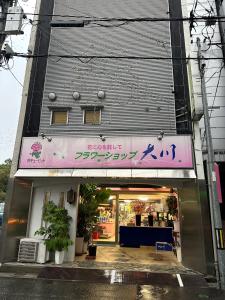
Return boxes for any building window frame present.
[48,106,71,126]
[82,107,102,125]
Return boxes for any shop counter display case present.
[119,226,173,247]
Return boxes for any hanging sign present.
[19,136,193,169]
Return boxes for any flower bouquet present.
[145,205,154,215]
[132,200,145,215]
[132,201,145,226]
[145,205,154,226]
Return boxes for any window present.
[84,109,101,125]
[51,111,68,125]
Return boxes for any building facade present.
[1,0,214,274]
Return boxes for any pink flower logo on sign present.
[30,142,42,159]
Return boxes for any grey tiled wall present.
[39,0,176,137]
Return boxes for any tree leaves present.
[77,184,111,240]
[35,201,73,251]
[0,159,11,202]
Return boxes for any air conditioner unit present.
[18,238,39,263]
[36,240,49,264]
[18,238,49,263]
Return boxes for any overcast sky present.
[0,0,36,163]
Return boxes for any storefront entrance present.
[92,186,180,260]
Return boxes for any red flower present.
[132,201,145,215]
[31,142,42,152]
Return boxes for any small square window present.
[51,111,68,125]
[84,109,101,125]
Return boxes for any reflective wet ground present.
[75,245,179,266]
[73,245,193,274]
[37,267,207,286]
[0,275,225,300]
[0,244,223,299]
[0,277,137,300]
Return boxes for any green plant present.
[77,184,111,242]
[35,201,73,252]
[0,159,11,202]
[166,195,178,217]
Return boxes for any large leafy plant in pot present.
[76,184,111,255]
[166,194,178,227]
[35,201,73,264]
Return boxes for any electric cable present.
[7,64,23,87]
[5,11,225,22]
[6,52,225,60]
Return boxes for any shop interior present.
[92,186,180,250]
[75,185,182,266]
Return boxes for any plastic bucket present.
[88,244,97,256]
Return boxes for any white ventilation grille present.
[18,238,39,262]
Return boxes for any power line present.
[201,64,224,143]
[7,67,23,87]
[4,12,225,22]
[209,66,223,118]
[6,52,225,60]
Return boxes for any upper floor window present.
[84,108,101,125]
[51,111,68,125]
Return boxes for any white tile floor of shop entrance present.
[73,245,185,273]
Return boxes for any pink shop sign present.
[19,136,193,169]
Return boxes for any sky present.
[0,0,36,163]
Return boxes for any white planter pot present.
[55,251,65,264]
[75,237,84,255]
[83,241,88,254]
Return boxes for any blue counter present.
[119,226,173,247]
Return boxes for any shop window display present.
[92,191,180,257]
[93,198,116,242]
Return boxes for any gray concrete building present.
[1,0,215,277]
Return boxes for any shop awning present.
[15,169,196,179]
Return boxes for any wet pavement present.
[1,262,225,299]
[0,275,225,300]
[37,267,207,287]
[138,285,225,300]
[2,259,199,275]
[71,260,198,274]
[0,277,137,299]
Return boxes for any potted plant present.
[132,200,145,226]
[76,184,111,256]
[166,195,178,219]
[35,201,73,264]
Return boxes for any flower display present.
[145,205,154,214]
[132,200,145,215]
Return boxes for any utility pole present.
[0,1,22,50]
[0,0,10,50]
[197,37,225,289]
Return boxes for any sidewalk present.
[0,272,224,300]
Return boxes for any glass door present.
[93,196,117,243]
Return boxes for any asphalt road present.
[0,275,225,300]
